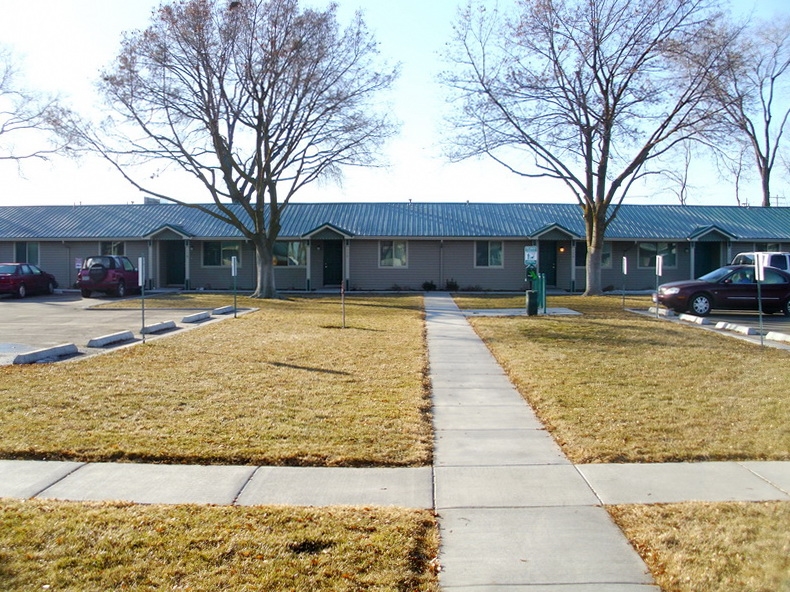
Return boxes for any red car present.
[76,255,140,298]
[0,263,58,298]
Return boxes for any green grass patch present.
[0,499,439,591]
[610,501,790,592]
[462,294,790,463]
[0,296,431,467]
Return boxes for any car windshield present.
[698,267,735,283]
[83,257,113,269]
[0,264,18,274]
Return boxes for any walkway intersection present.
[1,292,789,589]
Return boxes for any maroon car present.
[76,255,140,298]
[654,265,790,316]
[0,263,58,298]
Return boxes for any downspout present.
[570,240,576,293]
[306,240,312,291]
[147,240,154,289]
[184,240,191,290]
[688,240,695,280]
[440,240,444,289]
[344,239,351,291]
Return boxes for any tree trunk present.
[761,171,771,207]
[252,239,277,299]
[582,204,607,296]
[584,245,604,295]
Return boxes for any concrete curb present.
[13,343,79,365]
[679,313,712,325]
[87,331,135,348]
[715,321,758,335]
[648,307,790,345]
[140,320,177,335]
[766,330,790,343]
[212,305,235,315]
[181,311,211,323]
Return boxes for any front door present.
[164,241,186,286]
[323,241,343,286]
[694,242,720,278]
[539,241,558,287]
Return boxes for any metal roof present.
[1,202,789,241]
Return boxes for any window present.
[379,240,408,267]
[273,241,307,266]
[475,241,503,267]
[764,269,789,284]
[14,242,39,265]
[101,241,125,256]
[639,242,677,269]
[768,254,788,270]
[203,241,241,267]
[574,242,612,268]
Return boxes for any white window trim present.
[474,240,504,268]
[637,242,678,270]
[274,240,307,267]
[575,242,613,269]
[378,240,409,269]
[202,241,242,268]
[15,242,40,266]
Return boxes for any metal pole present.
[139,257,146,344]
[341,282,346,329]
[232,256,238,319]
[757,279,764,347]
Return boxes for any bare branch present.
[0,46,77,166]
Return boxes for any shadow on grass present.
[318,324,382,332]
[268,361,350,375]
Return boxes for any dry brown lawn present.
[0,498,439,591]
[610,501,790,592]
[0,295,431,466]
[460,294,790,463]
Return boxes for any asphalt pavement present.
[0,290,242,365]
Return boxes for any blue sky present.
[0,0,788,207]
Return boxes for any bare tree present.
[442,0,732,295]
[0,46,73,166]
[716,144,750,206]
[665,142,695,205]
[85,0,397,298]
[709,16,790,207]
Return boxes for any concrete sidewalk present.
[0,461,433,508]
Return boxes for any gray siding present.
[188,241,257,290]
[348,240,441,291]
[442,240,529,291]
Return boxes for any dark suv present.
[77,256,140,298]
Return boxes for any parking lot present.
[2,292,788,365]
[0,291,236,365]
[694,310,790,334]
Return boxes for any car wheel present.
[689,293,712,316]
[88,263,108,283]
[16,283,26,298]
[81,289,92,298]
[47,281,55,295]
[783,299,790,317]
[115,281,126,298]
